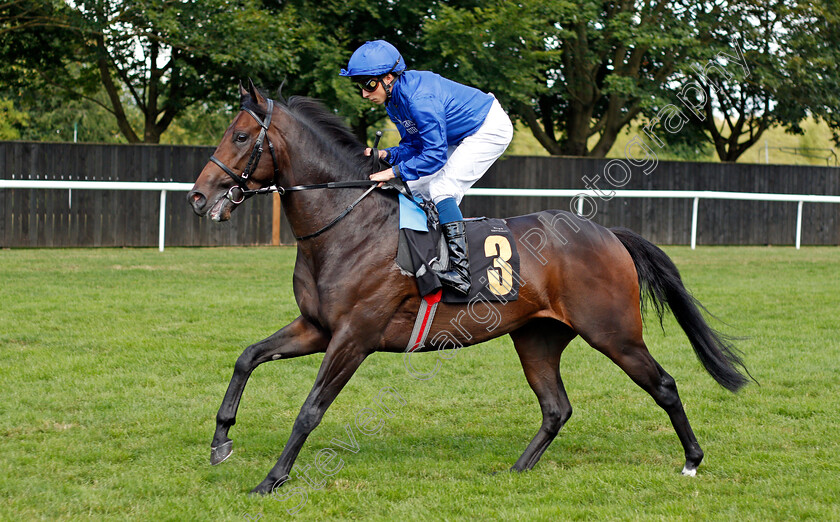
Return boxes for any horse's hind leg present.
[509,319,577,472]
[582,327,705,476]
[211,316,329,465]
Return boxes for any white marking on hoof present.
[681,466,697,477]
[210,440,233,465]
[216,448,232,464]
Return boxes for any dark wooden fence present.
[462,157,840,245]
[466,156,840,246]
[2,141,839,247]
[0,141,277,247]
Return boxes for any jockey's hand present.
[364,148,389,160]
[370,168,395,188]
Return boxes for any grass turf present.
[1,246,838,520]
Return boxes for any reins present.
[207,97,386,241]
[293,184,378,241]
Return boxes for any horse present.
[187,80,750,495]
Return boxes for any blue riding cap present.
[339,40,406,77]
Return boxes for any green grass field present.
[1,246,838,520]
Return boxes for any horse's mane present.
[241,93,377,179]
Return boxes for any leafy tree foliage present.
[1,0,297,143]
[0,98,28,139]
[2,0,488,145]
[799,0,840,144]
[422,0,696,157]
[667,0,840,161]
[272,0,484,143]
[13,92,130,143]
[422,0,840,160]
[3,0,839,160]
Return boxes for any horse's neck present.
[278,110,397,265]
[281,160,398,263]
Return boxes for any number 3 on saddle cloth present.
[395,193,521,305]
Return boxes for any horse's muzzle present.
[187,189,207,216]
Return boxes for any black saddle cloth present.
[397,217,521,304]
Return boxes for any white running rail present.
[2,180,839,251]
[468,188,840,250]
[0,180,193,252]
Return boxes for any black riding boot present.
[438,221,471,295]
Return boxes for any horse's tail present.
[610,227,751,392]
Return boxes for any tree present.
[271,0,481,144]
[0,97,28,139]
[1,0,298,143]
[802,0,840,144]
[3,87,136,143]
[653,0,840,162]
[0,0,69,35]
[420,2,550,123]
[422,0,697,157]
[3,0,484,146]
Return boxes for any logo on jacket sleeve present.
[400,119,418,134]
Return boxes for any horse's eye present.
[235,133,248,143]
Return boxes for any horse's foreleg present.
[250,335,368,495]
[211,316,330,465]
[509,320,576,472]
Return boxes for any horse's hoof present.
[682,451,702,477]
[210,440,233,465]
[249,479,275,496]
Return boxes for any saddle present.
[395,192,521,304]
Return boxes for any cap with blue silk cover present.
[340,40,406,77]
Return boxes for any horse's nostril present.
[187,190,207,212]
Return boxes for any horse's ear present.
[247,77,266,105]
[275,77,288,105]
[239,80,249,99]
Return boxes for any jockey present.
[340,40,513,295]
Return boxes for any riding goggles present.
[355,57,401,93]
[358,77,382,93]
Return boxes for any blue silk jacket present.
[384,70,494,181]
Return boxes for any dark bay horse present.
[188,81,749,494]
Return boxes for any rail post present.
[690,197,699,250]
[159,190,167,252]
[795,201,804,250]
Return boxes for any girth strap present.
[405,289,443,352]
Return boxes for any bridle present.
[207,97,381,241]
[209,98,284,205]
